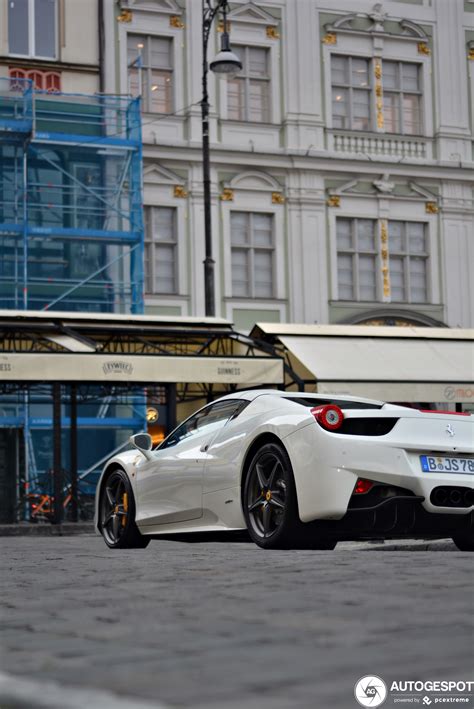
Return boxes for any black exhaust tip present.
[432,488,448,506]
[449,489,462,505]
[431,486,473,508]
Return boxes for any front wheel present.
[99,469,149,549]
[243,442,337,550]
[452,532,474,551]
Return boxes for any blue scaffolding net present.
[0,78,145,314]
[0,79,147,519]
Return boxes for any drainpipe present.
[98,0,105,93]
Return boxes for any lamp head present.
[209,32,242,75]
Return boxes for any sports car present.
[95,390,474,551]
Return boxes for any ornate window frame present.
[119,2,184,119]
[321,10,434,158]
[327,180,440,307]
[142,163,189,303]
[217,3,281,128]
[220,171,287,318]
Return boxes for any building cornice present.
[142,145,474,183]
[0,57,99,74]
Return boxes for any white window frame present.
[322,30,433,140]
[227,45,271,123]
[230,211,275,298]
[220,174,286,313]
[219,37,280,126]
[336,217,378,301]
[387,220,429,303]
[330,55,423,136]
[334,215,431,304]
[331,55,372,131]
[8,0,58,60]
[144,206,179,295]
[127,33,174,114]
[382,60,423,136]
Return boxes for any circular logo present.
[146,407,159,423]
[444,386,456,401]
[354,676,387,707]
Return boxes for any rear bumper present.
[312,496,474,540]
[284,423,473,522]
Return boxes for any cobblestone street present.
[1,535,473,709]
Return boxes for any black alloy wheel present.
[100,469,149,549]
[243,442,337,550]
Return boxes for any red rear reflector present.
[353,479,374,495]
[420,410,470,416]
[311,404,344,431]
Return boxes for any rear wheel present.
[99,469,149,549]
[452,532,474,551]
[243,442,337,550]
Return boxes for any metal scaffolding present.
[0,77,144,314]
[0,78,146,521]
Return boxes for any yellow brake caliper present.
[121,492,128,526]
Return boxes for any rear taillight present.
[311,404,344,431]
[353,478,374,495]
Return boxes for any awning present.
[0,353,283,385]
[0,310,284,392]
[251,324,474,403]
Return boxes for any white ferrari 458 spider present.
[96,390,474,551]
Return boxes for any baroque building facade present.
[111,1,472,328]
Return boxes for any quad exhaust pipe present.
[431,486,473,508]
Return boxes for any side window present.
[158,400,247,450]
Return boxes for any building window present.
[127,35,173,114]
[227,46,270,122]
[331,56,422,135]
[383,61,422,135]
[388,221,427,302]
[145,207,177,294]
[8,0,57,59]
[336,218,428,303]
[331,56,371,131]
[231,212,274,298]
[337,218,377,301]
[9,68,61,92]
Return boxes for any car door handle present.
[200,443,209,452]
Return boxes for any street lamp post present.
[201,0,241,317]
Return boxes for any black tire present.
[99,468,149,549]
[243,442,337,550]
[452,533,474,551]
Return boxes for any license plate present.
[420,455,474,474]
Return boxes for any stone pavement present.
[1,535,472,709]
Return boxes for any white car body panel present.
[285,410,474,522]
[95,391,474,538]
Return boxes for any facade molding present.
[143,163,186,187]
[119,0,183,15]
[227,3,278,26]
[343,308,447,328]
[227,170,283,192]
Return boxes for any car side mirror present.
[130,433,154,461]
